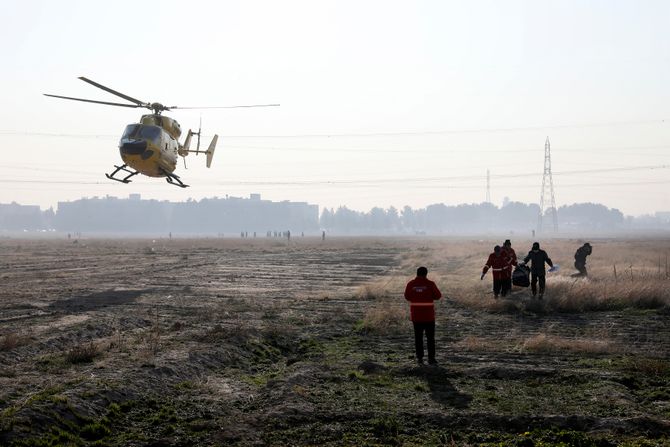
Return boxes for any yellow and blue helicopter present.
[45,77,279,188]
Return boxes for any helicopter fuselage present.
[44,76,252,186]
[118,114,181,177]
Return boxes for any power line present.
[0,117,667,139]
[207,118,670,138]
[0,163,666,187]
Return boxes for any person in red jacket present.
[481,245,511,298]
[500,239,517,295]
[404,266,442,365]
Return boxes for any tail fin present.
[206,135,218,168]
[180,130,193,157]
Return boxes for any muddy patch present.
[49,288,149,312]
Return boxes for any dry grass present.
[355,277,405,301]
[349,239,670,319]
[197,324,250,343]
[358,305,408,335]
[65,342,101,364]
[455,336,503,352]
[521,333,619,354]
[394,239,670,314]
[623,357,670,376]
[0,332,29,351]
[355,268,417,334]
[541,278,670,313]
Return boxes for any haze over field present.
[1,1,669,215]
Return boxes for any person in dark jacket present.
[482,245,511,298]
[521,242,554,298]
[404,266,442,365]
[571,243,592,277]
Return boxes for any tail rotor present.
[179,117,217,168]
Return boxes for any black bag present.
[512,265,530,287]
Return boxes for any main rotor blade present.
[43,94,141,108]
[171,104,281,110]
[78,76,147,107]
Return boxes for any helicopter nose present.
[119,139,148,155]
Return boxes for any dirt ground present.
[0,237,669,446]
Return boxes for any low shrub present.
[357,305,407,335]
[522,333,618,354]
[65,342,100,364]
[0,332,28,351]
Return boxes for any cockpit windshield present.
[121,124,162,144]
[122,124,140,139]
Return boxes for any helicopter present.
[44,77,279,188]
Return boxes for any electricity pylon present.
[538,137,558,233]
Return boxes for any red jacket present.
[501,247,517,266]
[501,246,517,274]
[404,277,442,322]
[483,253,511,280]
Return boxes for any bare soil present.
[0,237,668,446]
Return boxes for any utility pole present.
[538,137,558,233]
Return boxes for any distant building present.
[0,202,45,230]
[53,194,319,235]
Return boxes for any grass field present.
[0,237,668,446]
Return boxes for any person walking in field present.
[521,242,554,299]
[404,266,442,366]
[481,245,512,298]
[571,242,592,278]
[500,239,517,293]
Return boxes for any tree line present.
[320,201,630,234]
[1,196,668,235]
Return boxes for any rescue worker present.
[481,245,511,298]
[500,239,517,293]
[404,266,442,365]
[572,243,592,277]
[521,242,554,298]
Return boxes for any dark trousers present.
[493,278,510,297]
[531,273,546,295]
[573,261,587,277]
[413,321,435,361]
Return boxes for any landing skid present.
[162,169,189,188]
[105,164,139,183]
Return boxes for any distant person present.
[404,266,442,366]
[500,239,517,292]
[322,230,326,241]
[571,243,592,278]
[481,245,511,298]
[287,230,291,241]
[521,242,554,299]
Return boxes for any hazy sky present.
[1,0,669,215]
